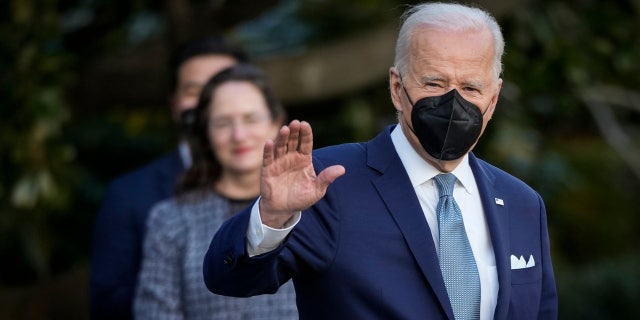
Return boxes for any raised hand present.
[259,120,345,228]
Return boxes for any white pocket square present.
[510,254,535,269]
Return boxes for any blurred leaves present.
[1,0,77,282]
[557,255,640,319]
[487,0,640,267]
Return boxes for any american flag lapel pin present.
[494,198,504,206]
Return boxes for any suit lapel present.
[368,126,455,320]
[469,154,511,320]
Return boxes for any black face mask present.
[402,85,487,161]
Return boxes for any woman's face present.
[207,81,280,176]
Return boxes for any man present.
[90,36,247,319]
[204,3,557,320]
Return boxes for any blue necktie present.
[434,173,480,320]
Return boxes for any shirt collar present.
[390,124,477,195]
[178,139,193,169]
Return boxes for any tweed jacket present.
[135,190,298,320]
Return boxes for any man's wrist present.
[258,198,296,229]
[247,199,301,256]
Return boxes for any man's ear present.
[492,78,503,108]
[389,67,404,112]
[486,78,503,120]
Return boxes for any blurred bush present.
[0,0,78,285]
[557,255,640,319]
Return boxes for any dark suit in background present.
[90,151,183,318]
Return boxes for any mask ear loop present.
[480,99,492,117]
[398,74,416,105]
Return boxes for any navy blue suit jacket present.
[204,125,557,319]
[90,150,184,319]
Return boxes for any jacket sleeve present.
[537,196,558,319]
[203,204,287,297]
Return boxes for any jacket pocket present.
[511,265,541,284]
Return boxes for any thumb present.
[316,165,346,188]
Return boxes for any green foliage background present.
[1,0,639,318]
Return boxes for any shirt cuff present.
[246,197,301,257]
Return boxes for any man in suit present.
[90,36,247,319]
[204,3,557,319]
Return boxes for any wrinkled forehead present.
[410,26,494,61]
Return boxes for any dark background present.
[1,0,639,318]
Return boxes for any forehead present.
[208,81,268,116]
[408,25,495,82]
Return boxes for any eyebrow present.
[418,75,444,84]
[461,80,484,89]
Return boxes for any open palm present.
[259,120,345,228]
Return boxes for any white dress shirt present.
[391,126,498,319]
[247,125,498,319]
[178,140,193,169]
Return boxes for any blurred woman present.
[134,64,297,319]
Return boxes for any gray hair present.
[394,2,505,79]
